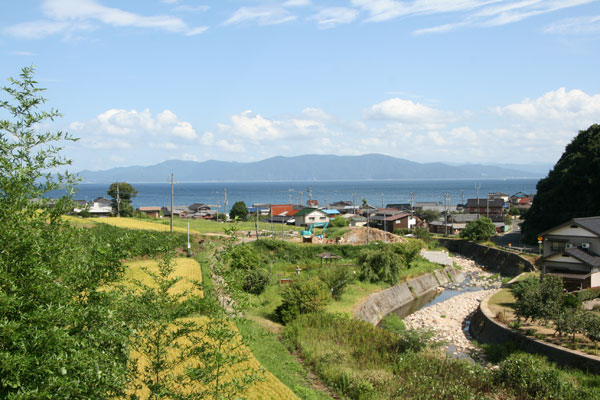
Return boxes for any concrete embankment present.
[471,291,600,373]
[438,238,535,276]
[354,266,465,325]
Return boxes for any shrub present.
[226,244,262,270]
[460,217,496,242]
[275,278,330,324]
[497,352,572,399]
[379,314,406,334]
[330,215,349,228]
[357,246,405,285]
[242,268,270,295]
[318,265,355,300]
[415,227,432,242]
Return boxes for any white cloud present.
[6,0,207,38]
[310,7,359,28]
[494,88,600,124]
[224,6,295,26]
[216,140,246,153]
[284,0,311,7]
[70,108,198,140]
[182,153,200,161]
[10,50,38,56]
[86,138,132,149]
[365,98,454,123]
[350,0,597,35]
[543,15,600,34]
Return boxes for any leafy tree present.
[522,124,600,243]
[330,215,349,227]
[417,209,441,224]
[229,200,249,221]
[357,246,405,285]
[318,264,355,300]
[0,67,131,397]
[276,278,331,324]
[107,181,138,217]
[460,217,496,242]
[242,268,270,295]
[226,243,262,270]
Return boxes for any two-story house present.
[540,216,600,291]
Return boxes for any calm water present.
[48,179,538,210]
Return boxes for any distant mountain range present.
[77,154,548,183]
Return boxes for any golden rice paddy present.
[122,258,298,400]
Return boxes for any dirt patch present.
[339,226,406,245]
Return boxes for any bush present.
[460,217,496,242]
[379,314,406,334]
[497,352,573,399]
[242,268,270,295]
[415,227,432,242]
[318,265,355,300]
[357,246,404,285]
[330,215,349,228]
[226,244,262,270]
[275,278,331,324]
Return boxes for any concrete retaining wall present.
[438,239,535,276]
[470,291,600,373]
[354,266,464,325]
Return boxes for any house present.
[488,192,509,203]
[322,209,341,217]
[307,199,319,207]
[465,198,504,216]
[138,206,161,218]
[189,203,211,213]
[349,216,367,227]
[386,203,412,213]
[270,204,300,224]
[161,205,192,218]
[294,208,330,227]
[368,209,418,232]
[330,200,357,214]
[88,197,113,217]
[540,216,600,291]
[513,196,533,211]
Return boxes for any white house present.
[540,216,600,291]
[294,208,330,227]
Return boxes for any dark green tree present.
[107,181,138,217]
[0,67,131,398]
[229,200,249,220]
[460,217,496,242]
[521,124,600,243]
[417,209,441,224]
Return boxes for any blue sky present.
[1,0,600,172]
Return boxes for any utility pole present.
[307,187,312,201]
[486,194,490,218]
[216,201,220,222]
[381,193,384,208]
[409,192,415,216]
[224,189,228,221]
[461,190,465,207]
[444,192,450,237]
[475,184,481,218]
[116,183,120,217]
[353,192,357,213]
[299,191,303,207]
[170,174,174,233]
[255,207,259,239]
[289,192,292,205]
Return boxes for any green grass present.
[235,319,332,400]
[325,280,386,314]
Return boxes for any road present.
[492,218,538,252]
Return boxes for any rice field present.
[122,258,298,400]
[64,215,197,234]
[123,258,204,297]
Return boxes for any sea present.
[48,179,539,211]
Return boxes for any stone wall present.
[470,292,600,373]
[438,239,535,276]
[354,266,464,325]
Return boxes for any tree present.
[229,200,249,220]
[460,217,496,242]
[521,124,600,243]
[107,181,138,217]
[275,278,331,324]
[331,215,349,227]
[357,246,406,285]
[417,209,441,224]
[0,67,131,397]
